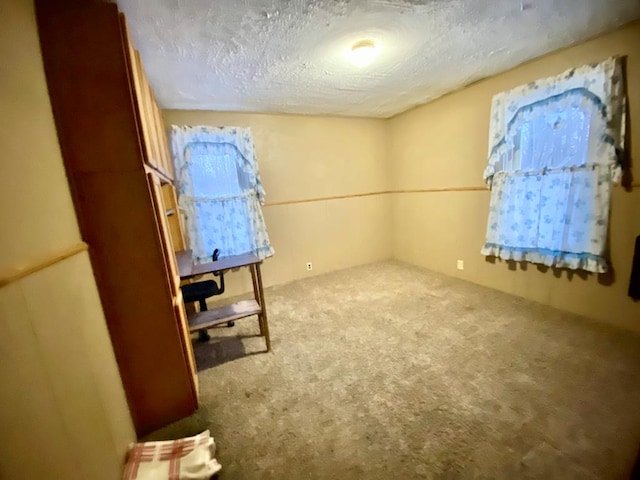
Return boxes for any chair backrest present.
[180,248,225,304]
[212,249,224,293]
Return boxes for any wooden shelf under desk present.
[176,250,271,351]
[188,299,262,332]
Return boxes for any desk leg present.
[250,265,264,337]
[250,264,260,304]
[254,262,271,352]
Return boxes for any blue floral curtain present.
[481,57,626,273]
[170,125,274,263]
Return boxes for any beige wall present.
[164,23,640,331]
[164,110,392,297]
[0,1,135,478]
[388,21,640,332]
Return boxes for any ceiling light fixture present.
[349,40,378,67]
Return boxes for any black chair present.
[181,249,233,341]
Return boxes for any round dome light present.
[349,40,378,67]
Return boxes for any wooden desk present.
[176,250,271,351]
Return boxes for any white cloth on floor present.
[122,430,221,480]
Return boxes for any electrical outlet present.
[456,259,464,270]
[306,262,313,271]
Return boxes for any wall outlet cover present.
[456,260,464,270]
[306,262,313,271]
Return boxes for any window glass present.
[188,143,243,198]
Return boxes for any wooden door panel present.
[174,292,198,396]
[119,15,155,167]
[147,174,181,296]
[38,5,142,173]
[161,183,186,252]
[73,171,196,434]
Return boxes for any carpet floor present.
[146,261,640,479]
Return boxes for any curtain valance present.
[484,57,626,186]
[171,125,266,203]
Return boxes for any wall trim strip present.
[264,182,640,207]
[3,180,636,284]
[393,186,488,194]
[0,242,89,288]
[264,191,392,207]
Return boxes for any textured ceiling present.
[117,0,640,118]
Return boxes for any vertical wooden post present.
[254,261,271,352]
[250,264,264,337]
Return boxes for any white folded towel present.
[123,430,222,480]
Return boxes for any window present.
[481,57,626,273]
[170,126,274,263]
